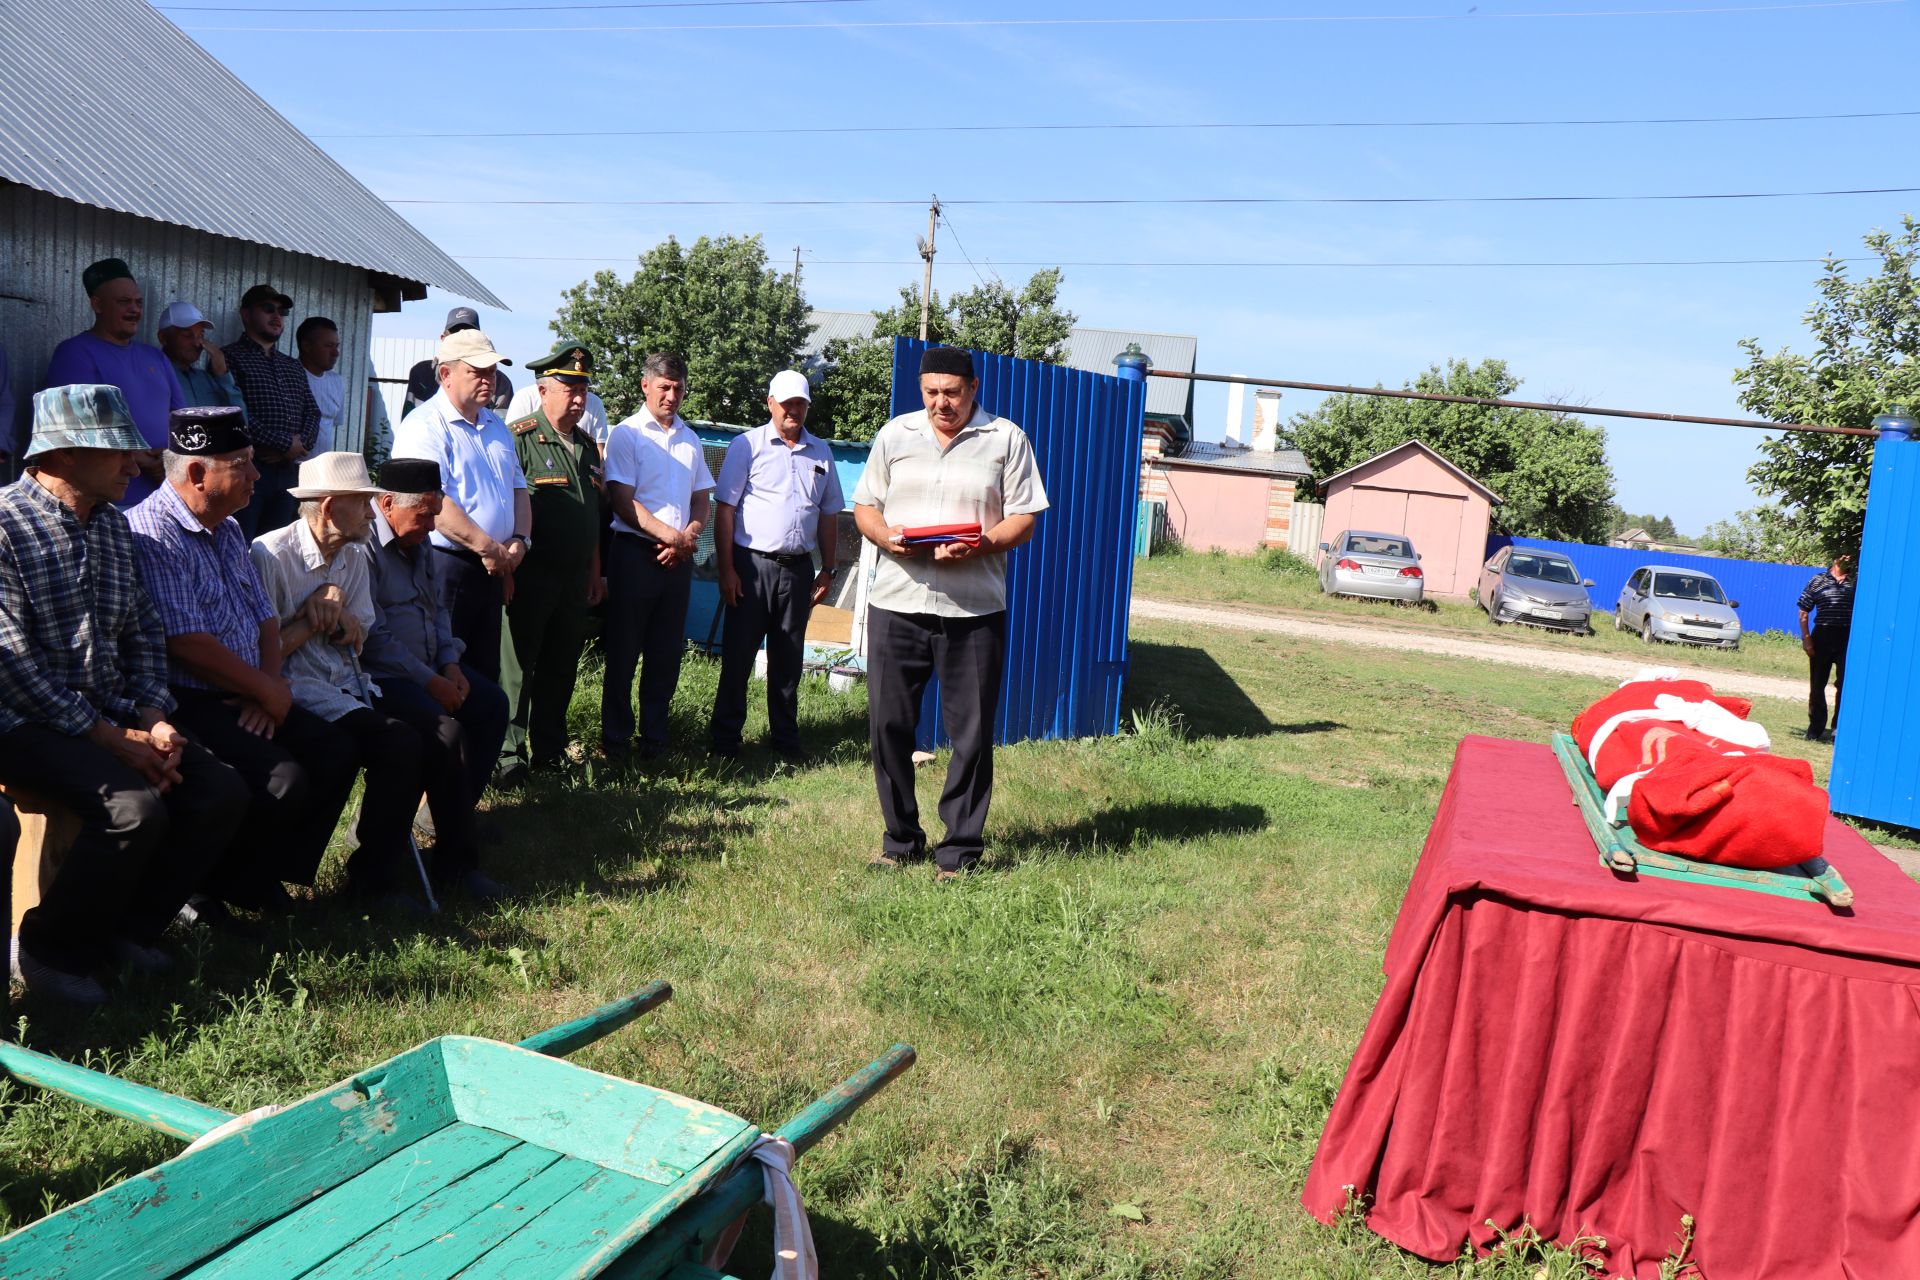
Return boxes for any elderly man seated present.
[361,458,511,902]
[0,386,246,1005]
[248,453,427,908]
[127,406,361,922]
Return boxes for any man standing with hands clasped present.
[853,347,1048,879]
[709,370,843,761]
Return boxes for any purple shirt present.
[44,331,182,506]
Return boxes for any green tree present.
[1734,215,1920,560]
[1612,512,1683,542]
[1698,503,1824,565]
[1287,358,1617,542]
[809,271,1076,443]
[550,234,809,425]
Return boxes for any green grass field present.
[1132,546,1809,683]
[0,625,1842,1276]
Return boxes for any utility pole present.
[917,195,940,341]
[792,244,803,290]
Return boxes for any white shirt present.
[506,383,610,448]
[604,409,716,536]
[715,423,844,555]
[304,367,344,455]
[392,389,528,549]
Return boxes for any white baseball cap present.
[767,370,811,403]
[156,300,210,332]
[437,328,512,369]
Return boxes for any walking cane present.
[345,640,440,915]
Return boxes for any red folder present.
[900,522,982,546]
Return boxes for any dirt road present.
[1131,597,1807,704]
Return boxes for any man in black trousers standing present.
[1797,553,1855,742]
[852,347,1048,879]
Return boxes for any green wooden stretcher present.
[1551,731,1854,908]
[0,981,914,1280]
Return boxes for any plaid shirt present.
[0,474,174,736]
[126,482,276,689]
[222,337,319,454]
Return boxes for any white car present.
[1614,565,1742,649]
[1317,529,1425,604]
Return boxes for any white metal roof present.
[0,0,502,308]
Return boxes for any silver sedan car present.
[1478,546,1594,633]
[1614,565,1743,649]
[1317,529,1425,604]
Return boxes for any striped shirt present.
[0,474,174,736]
[126,481,276,689]
[1797,571,1855,635]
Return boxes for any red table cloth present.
[1303,735,1920,1278]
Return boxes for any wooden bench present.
[2,783,79,935]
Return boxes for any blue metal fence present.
[1485,535,1821,636]
[886,337,1147,745]
[1830,441,1920,827]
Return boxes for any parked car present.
[1478,546,1595,633]
[1614,565,1743,649]
[1317,529,1425,604]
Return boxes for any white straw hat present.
[288,451,383,499]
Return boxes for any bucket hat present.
[24,384,148,459]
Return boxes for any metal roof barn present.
[0,0,498,456]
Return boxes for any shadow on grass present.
[1126,639,1344,740]
[998,798,1269,861]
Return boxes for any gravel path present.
[1131,597,1807,703]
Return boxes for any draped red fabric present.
[1303,736,1920,1278]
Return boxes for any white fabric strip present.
[704,1134,819,1280]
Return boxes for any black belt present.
[742,545,812,571]
[432,544,485,567]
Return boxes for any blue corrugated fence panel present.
[1830,442,1920,827]
[1484,535,1822,636]
[887,338,1145,747]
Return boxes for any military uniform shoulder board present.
[508,413,542,436]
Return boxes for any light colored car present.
[1317,529,1425,604]
[1478,546,1594,633]
[1614,565,1743,649]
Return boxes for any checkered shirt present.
[126,482,276,688]
[221,338,319,453]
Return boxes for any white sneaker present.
[13,942,109,1007]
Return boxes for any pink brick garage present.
[1317,441,1500,602]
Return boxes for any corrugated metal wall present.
[1829,441,1920,826]
[1485,534,1821,636]
[887,337,1146,745]
[2,185,373,461]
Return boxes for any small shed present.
[1317,441,1500,601]
[1141,431,1312,554]
[0,0,500,458]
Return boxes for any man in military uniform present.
[496,340,605,786]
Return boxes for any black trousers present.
[236,457,299,540]
[373,666,508,876]
[710,549,814,752]
[1808,632,1848,735]
[168,688,360,890]
[433,547,506,683]
[333,706,425,893]
[0,724,247,970]
[601,536,692,750]
[866,607,1007,871]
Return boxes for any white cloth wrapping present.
[1586,693,1768,823]
[703,1133,818,1280]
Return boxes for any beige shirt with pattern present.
[853,405,1048,618]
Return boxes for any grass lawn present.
[0,626,1843,1276]
[1133,546,1810,683]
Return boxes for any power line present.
[180,0,1905,33]
[386,185,1920,207]
[162,0,863,10]
[311,106,1920,140]
[936,207,994,288]
[449,253,1873,269]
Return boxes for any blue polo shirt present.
[713,422,844,555]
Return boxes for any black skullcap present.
[82,258,134,296]
[918,346,976,380]
[168,405,252,455]
[378,457,443,494]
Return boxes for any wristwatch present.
[509,533,532,553]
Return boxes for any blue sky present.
[175,0,1917,533]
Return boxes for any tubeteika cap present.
[82,258,135,296]
[288,452,382,499]
[168,405,251,455]
[767,369,812,403]
[918,346,975,380]
[25,385,147,459]
[437,328,512,369]
[377,458,443,494]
